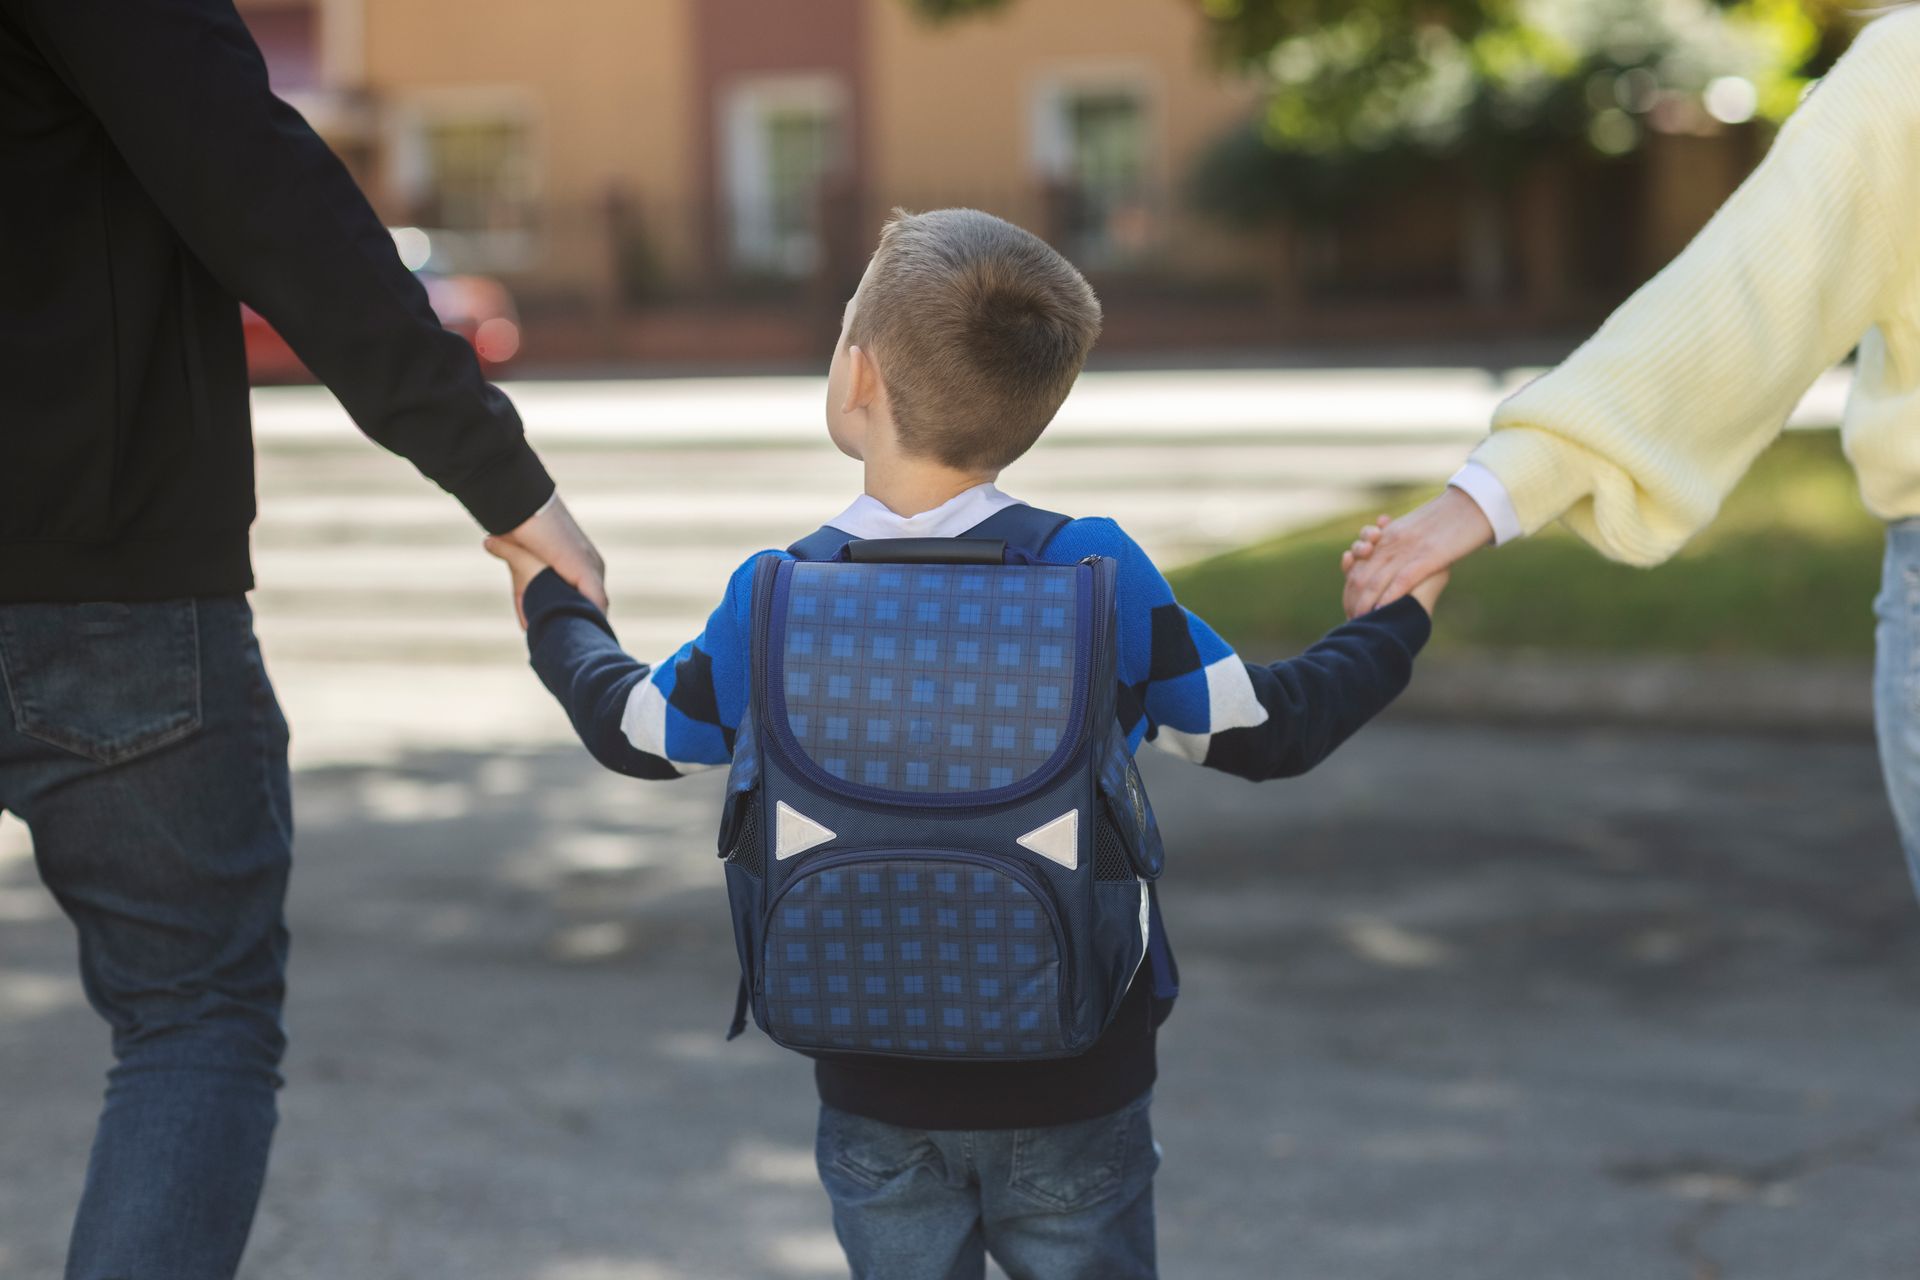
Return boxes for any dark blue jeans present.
[816,1094,1160,1280]
[0,597,292,1280]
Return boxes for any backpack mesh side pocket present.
[724,800,764,877]
[1093,816,1133,882]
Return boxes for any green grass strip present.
[1168,432,1885,660]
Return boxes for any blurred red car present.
[243,235,523,383]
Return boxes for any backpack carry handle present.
[839,537,1024,565]
[788,504,1072,563]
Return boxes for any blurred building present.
[237,0,1763,366]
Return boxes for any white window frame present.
[720,73,849,277]
[1028,64,1162,267]
[1028,62,1161,183]
[385,86,542,272]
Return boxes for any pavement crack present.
[1607,1103,1920,1280]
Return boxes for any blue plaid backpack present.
[718,504,1167,1061]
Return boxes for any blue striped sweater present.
[524,514,1431,787]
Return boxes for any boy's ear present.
[844,344,880,413]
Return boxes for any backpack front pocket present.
[760,851,1070,1059]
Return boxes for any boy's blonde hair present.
[850,208,1102,471]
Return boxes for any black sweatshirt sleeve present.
[1197,596,1431,781]
[18,0,553,533]
[523,571,682,780]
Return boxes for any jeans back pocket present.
[1008,1094,1155,1212]
[0,600,203,764]
[818,1107,944,1191]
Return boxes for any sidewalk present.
[1399,654,1875,735]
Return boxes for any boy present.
[488,209,1444,1279]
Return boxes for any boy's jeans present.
[0,597,292,1280]
[816,1093,1159,1280]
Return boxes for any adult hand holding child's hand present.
[484,535,556,630]
[1340,488,1490,618]
[498,492,608,615]
[1342,514,1451,618]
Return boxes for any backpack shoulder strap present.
[962,503,1072,556]
[787,524,856,562]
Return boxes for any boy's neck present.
[861,457,999,520]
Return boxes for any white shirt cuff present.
[1448,461,1524,546]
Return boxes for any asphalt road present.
[5,719,1917,1279]
[0,364,1887,1275]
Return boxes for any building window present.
[419,117,535,235]
[238,2,319,95]
[1032,73,1156,267]
[390,94,538,270]
[723,75,847,278]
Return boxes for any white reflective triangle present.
[774,801,836,861]
[1016,809,1079,871]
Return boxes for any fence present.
[386,130,1759,370]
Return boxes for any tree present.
[903,0,1847,226]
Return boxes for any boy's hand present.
[484,536,553,630]
[1406,568,1449,618]
[1343,515,1448,617]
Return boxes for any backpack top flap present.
[758,555,1099,805]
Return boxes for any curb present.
[1390,655,1875,736]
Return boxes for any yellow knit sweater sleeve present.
[1473,12,1920,566]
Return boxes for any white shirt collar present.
[827,482,1022,540]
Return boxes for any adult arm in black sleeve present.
[16,0,553,533]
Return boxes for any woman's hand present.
[1341,488,1494,618]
